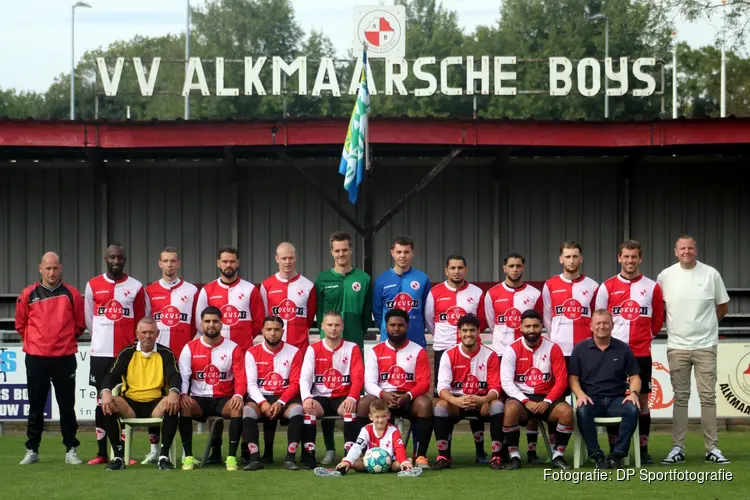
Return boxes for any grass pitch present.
[0,430,746,500]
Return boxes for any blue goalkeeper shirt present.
[373,267,432,346]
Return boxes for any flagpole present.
[363,42,371,172]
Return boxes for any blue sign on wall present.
[0,384,52,420]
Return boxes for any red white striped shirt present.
[260,273,317,351]
[194,278,265,352]
[542,274,599,355]
[342,423,408,465]
[425,281,484,352]
[364,340,430,400]
[178,336,247,398]
[436,343,501,397]
[147,279,198,358]
[595,274,665,357]
[299,339,364,401]
[500,337,567,404]
[481,282,543,355]
[245,341,303,406]
[85,274,148,358]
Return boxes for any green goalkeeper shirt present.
[314,267,372,350]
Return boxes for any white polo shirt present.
[657,261,730,350]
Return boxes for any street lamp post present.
[71,2,92,120]
[185,0,190,120]
[588,13,609,119]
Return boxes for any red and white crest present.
[410,281,420,290]
[352,282,362,292]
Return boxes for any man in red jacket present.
[15,252,86,465]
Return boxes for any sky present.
[0,0,736,93]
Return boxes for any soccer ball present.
[363,447,392,473]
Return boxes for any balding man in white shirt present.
[657,235,730,465]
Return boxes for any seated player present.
[300,311,364,468]
[177,306,246,471]
[501,310,574,470]
[243,315,305,471]
[432,314,504,471]
[358,309,433,469]
[99,318,181,471]
[335,398,413,473]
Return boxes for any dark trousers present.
[25,354,80,452]
[576,395,638,458]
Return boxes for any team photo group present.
[14,231,731,474]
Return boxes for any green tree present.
[469,0,673,120]
[673,42,750,117]
[0,88,47,118]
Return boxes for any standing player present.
[359,309,433,468]
[260,242,316,464]
[373,235,431,346]
[425,255,486,462]
[500,310,574,470]
[195,246,264,352]
[300,311,364,468]
[84,244,148,465]
[144,246,198,464]
[595,240,664,464]
[195,246,264,464]
[432,314,504,470]
[542,241,597,448]
[542,241,599,358]
[481,253,544,464]
[260,242,317,352]
[243,316,305,471]
[178,306,247,471]
[314,231,372,465]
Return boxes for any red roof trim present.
[1,118,749,149]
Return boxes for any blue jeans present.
[576,396,639,458]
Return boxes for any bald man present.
[16,252,86,465]
[84,244,148,464]
[258,242,317,464]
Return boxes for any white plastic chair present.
[571,393,640,469]
[110,384,177,464]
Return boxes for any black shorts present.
[254,395,302,425]
[450,408,487,424]
[637,356,652,393]
[123,396,161,418]
[387,398,415,420]
[90,356,115,392]
[563,356,572,397]
[510,394,567,423]
[433,349,445,389]
[314,396,348,416]
[193,396,232,422]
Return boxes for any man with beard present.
[259,242,317,465]
[84,244,148,465]
[194,246,264,464]
[177,307,247,471]
[300,311,364,469]
[314,231,371,465]
[595,240,664,464]
[425,255,486,462]
[242,316,305,471]
[541,241,598,448]
[144,246,199,464]
[358,309,432,469]
[481,253,544,464]
[500,310,573,470]
[432,314,504,470]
